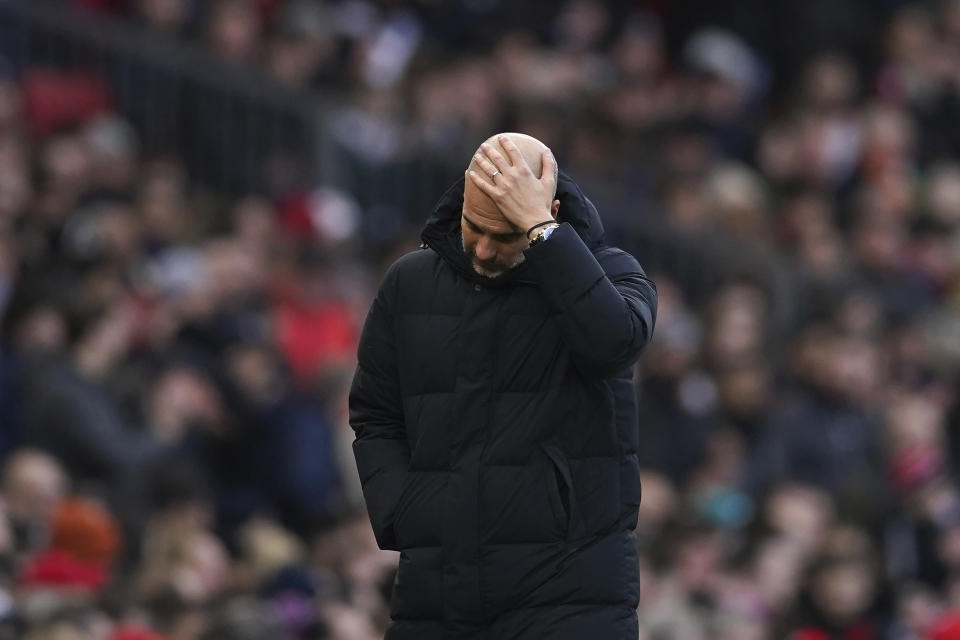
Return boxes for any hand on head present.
[467,133,560,237]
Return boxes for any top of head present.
[467,132,550,180]
[463,132,558,233]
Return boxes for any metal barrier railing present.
[0,0,336,194]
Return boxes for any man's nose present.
[474,236,496,261]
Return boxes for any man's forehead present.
[462,184,520,233]
[462,208,520,234]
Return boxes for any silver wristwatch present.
[528,223,559,247]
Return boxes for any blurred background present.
[0,0,959,638]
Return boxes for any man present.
[350,133,657,639]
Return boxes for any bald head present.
[467,133,558,198]
[461,133,561,277]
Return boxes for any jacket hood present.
[420,171,606,285]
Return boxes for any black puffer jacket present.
[350,172,657,640]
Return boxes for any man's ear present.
[551,199,560,218]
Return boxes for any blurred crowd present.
[0,0,958,638]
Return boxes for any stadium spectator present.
[1,0,960,636]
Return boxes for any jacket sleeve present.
[524,223,657,377]
[349,262,409,550]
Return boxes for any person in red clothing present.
[929,613,960,640]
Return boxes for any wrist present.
[527,222,559,247]
[525,219,558,240]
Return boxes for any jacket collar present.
[420,171,606,286]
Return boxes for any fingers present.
[473,153,499,179]
[467,170,500,199]
[480,141,511,173]
[541,149,558,189]
[498,135,527,170]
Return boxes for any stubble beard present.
[462,236,525,279]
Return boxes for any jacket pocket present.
[541,444,583,540]
[391,474,414,537]
[392,472,446,549]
